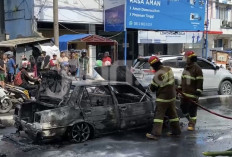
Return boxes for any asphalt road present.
[0,101,232,157]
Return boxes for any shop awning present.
[59,34,117,51]
[0,37,51,47]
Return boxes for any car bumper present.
[14,116,67,140]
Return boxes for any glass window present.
[197,60,214,69]
[162,59,178,68]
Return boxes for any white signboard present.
[138,30,203,44]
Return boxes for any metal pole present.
[205,0,209,58]
[124,30,127,66]
[53,0,59,47]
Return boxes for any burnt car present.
[14,70,155,143]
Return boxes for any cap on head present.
[184,51,196,58]
[148,56,160,65]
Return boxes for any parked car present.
[131,55,232,95]
[14,70,155,143]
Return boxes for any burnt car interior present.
[81,85,113,107]
[16,71,72,123]
[110,85,147,104]
[38,71,71,107]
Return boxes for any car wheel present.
[0,99,13,113]
[219,80,232,95]
[71,122,91,143]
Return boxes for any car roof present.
[137,55,183,61]
[72,80,130,86]
[136,55,208,62]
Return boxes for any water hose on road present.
[176,89,232,120]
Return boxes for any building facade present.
[207,0,232,56]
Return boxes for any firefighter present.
[179,51,203,131]
[146,56,181,140]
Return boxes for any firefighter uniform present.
[146,56,181,139]
[179,51,203,131]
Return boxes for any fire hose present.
[176,88,232,120]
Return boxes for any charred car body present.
[14,69,155,142]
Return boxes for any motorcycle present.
[0,86,13,114]
[5,84,30,104]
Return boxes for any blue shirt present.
[7,58,15,74]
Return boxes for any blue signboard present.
[104,0,125,32]
[105,4,125,32]
[126,0,206,31]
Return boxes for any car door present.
[80,85,118,133]
[197,59,219,90]
[109,84,154,129]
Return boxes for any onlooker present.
[79,49,89,80]
[69,51,79,76]
[19,62,40,97]
[29,55,37,77]
[20,55,31,70]
[102,51,112,66]
[7,54,16,85]
[46,53,58,71]
[0,54,6,88]
[37,51,46,75]
[58,51,69,70]
[96,53,103,67]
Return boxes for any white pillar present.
[88,24,96,77]
[138,44,144,56]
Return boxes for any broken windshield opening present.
[80,86,113,108]
[110,85,147,104]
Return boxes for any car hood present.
[94,65,146,92]
[37,70,72,103]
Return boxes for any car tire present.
[219,80,232,95]
[0,99,13,114]
[70,122,91,143]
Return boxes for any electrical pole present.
[53,0,59,47]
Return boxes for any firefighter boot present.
[188,118,196,131]
[146,133,159,140]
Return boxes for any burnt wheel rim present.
[0,100,10,110]
[71,123,90,143]
[222,83,232,95]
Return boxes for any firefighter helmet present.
[184,51,196,58]
[148,56,160,65]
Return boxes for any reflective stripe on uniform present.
[156,97,176,102]
[161,70,173,79]
[182,75,196,80]
[197,89,203,93]
[154,119,163,123]
[151,80,158,87]
[196,76,203,80]
[159,79,175,87]
[169,118,179,122]
[190,117,197,120]
[183,92,197,98]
